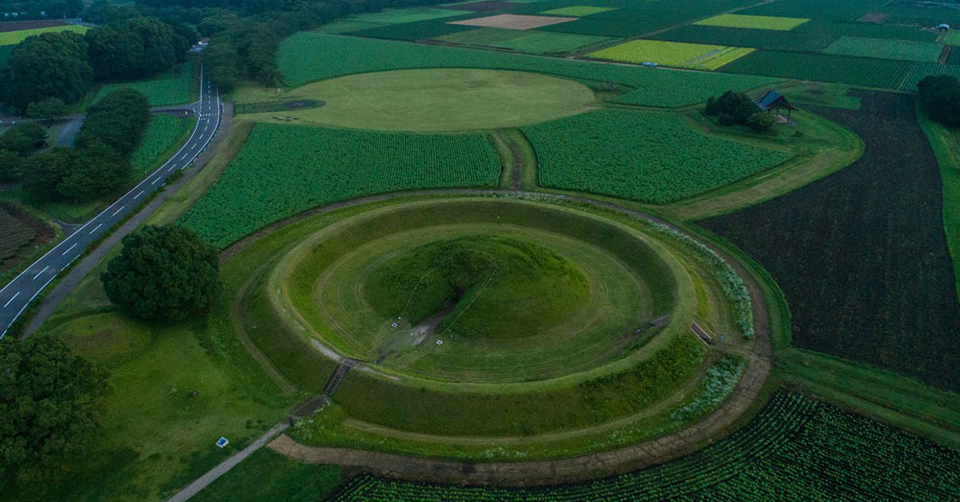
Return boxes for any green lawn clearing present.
[0,24,87,45]
[694,14,809,31]
[90,61,196,106]
[588,39,754,70]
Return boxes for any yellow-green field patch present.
[694,14,809,31]
[0,24,88,45]
[588,40,754,70]
[540,6,616,17]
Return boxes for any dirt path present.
[227,189,775,486]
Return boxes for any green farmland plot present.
[540,6,615,17]
[178,123,501,248]
[435,27,612,53]
[525,109,793,204]
[901,62,960,90]
[130,115,193,179]
[694,14,810,31]
[346,17,474,41]
[278,33,777,107]
[589,39,754,70]
[722,50,911,88]
[823,36,943,62]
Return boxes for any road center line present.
[90,223,103,234]
[62,243,78,256]
[152,177,161,185]
[136,190,145,198]
[32,266,49,280]
[112,206,124,216]
[3,292,20,308]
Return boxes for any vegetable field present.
[900,62,960,91]
[588,40,754,70]
[328,391,960,501]
[90,61,196,106]
[0,24,87,45]
[178,124,500,248]
[822,36,943,62]
[0,204,50,269]
[347,18,473,41]
[435,28,612,54]
[703,91,960,391]
[721,51,910,89]
[278,33,777,107]
[693,14,809,31]
[130,115,192,179]
[525,109,793,204]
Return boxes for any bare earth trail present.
[213,188,772,487]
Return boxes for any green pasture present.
[694,14,809,31]
[434,28,613,53]
[823,36,943,62]
[238,69,596,132]
[526,109,794,205]
[89,61,197,107]
[277,33,777,107]
[0,24,88,45]
[178,123,501,248]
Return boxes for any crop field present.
[130,115,193,179]
[822,36,943,62]
[693,14,809,31]
[0,19,68,32]
[588,40,754,70]
[90,61,196,106]
[536,17,665,37]
[278,33,777,107]
[900,62,960,91]
[703,91,960,391]
[525,109,793,204]
[178,124,500,248]
[741,0,889,21]
[347,7,468,24]
[721,50,911,89]
[0,204,51,270]
[345,18,474,40]
[450,13,577,30]
[540,6,615,17]
[0,24,87,45]
[434,27,612,53]
[328,391,960,500]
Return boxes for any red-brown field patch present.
[0,19,68,32]
[440,1,521,12]
[450,14,576,30]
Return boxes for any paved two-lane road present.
[0,67,222,338]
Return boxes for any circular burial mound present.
[245,69,597,132]
[235,197,757,447]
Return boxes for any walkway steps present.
[691,322,714,345]
[323,358,358,396]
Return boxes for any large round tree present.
[0,336,110,483]
[101,225,221,321]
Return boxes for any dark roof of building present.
[755,90,797,111]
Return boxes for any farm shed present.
[755,90,796,120]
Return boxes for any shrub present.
[917,75,960,126]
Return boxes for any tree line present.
[0,15,196,114]
[1,88,151,203]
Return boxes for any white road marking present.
[112,206,124,216]
[152,177,161,185]
[136,190,144,198]
[90,223,103,234]
[62,243,78,256]
[32,266,49,280]
[3,292,20,308]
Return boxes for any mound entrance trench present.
[237,198,756,445]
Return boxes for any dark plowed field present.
[0,19,68,32]
[0,203,53,271]
[702,90,960,391]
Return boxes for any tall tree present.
[0,336,110,484]
[0,123,47,156]
[102,225,221,321]
[4,31,93,112]
[75,88,150,157]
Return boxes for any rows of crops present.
[90,61,196,106]
[129,115,192,179]
[524,109,793,205]
[328,391,960,500]
[178,123,500,248]
[900,62,960,91]
[0,204,51,270]
[435,28,612,54]
[721,50,910,89]
[703,91,960,391]
[348,17,473,41]
[741,0,889,20]
[822,36,942,62]
[588,40,754,70]
[693,14,809,31]
[279,34,777,108]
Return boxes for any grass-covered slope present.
[702,91,960,391]
[178,123,500,248]
[278,33,777,108]
[526,109,794,204]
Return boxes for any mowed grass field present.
[588,40,754,70]
[90,61,196,106]
[178,124,501,248]
[526,109,794,204]
[694,14,809,30]
[0,23,87,45]
[823,36,943,62]
[278,33,778,108]
[238,69,595,131]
